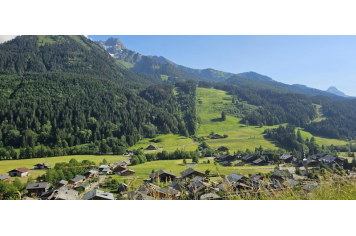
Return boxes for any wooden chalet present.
[26,182,52,197]
[180,168,205,179]
[241,154,259,163]
[119,168,135,176]
[150,169,176,182]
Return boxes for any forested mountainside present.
[305,97,356,139]
[0,36,196,159]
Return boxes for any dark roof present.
[218,146,229,151]
[242,154,255,161]
[128,191,154,200]
[26,182,51,190]
[180,168,205,178]
[225,173,245,183]
[9,167,29,173]
[69,175,85,183]
[121,169,135,174]
[272,169,292,178]
[58,180,68,185]
[316,152,327,158]
[0,174,10,180]
[150,169,176,179]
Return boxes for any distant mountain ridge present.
[95,37,350,101]
[326,86,351,98]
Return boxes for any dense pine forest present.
[0,36,197,160]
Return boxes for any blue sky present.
[89,35,356,96]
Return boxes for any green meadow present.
[0,155,128,183]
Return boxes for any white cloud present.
[0,35,19,43]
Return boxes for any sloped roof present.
[69,175,85,183]
[0,174,10,180]
[225,173,245,183]
[26,182,51,190]
[280,154,293,160]
[150,169,176,179]
[84,189,114,200]
[180,168,205,178]
[9,167,29,173]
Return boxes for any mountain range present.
[95,37,351,101]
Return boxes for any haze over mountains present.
[95,37,351,101]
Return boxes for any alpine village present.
[1,36,356,200]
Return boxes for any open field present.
[0,155,127,183]
[130,133,198,152]
[299,129,348,146]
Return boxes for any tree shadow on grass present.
[211,118,223,122]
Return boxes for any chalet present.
[180,168,205,179]
[150,169,176,182]
[303,156,320,168]
[84,189,115,200]
[119,168,135,176]
[279,154,295,163]
[0,174,10,182]
[8,167,29,177]
[221,161,232,166]
[98,164,109,172]
[261,151,274,160]
[137,182,163,197]
[84,169,99,178]
[190,176,206,183]
[101,168,113,175]
[217,146,229,152]
[252,158,268,166]
[224,173,246,183]
[169,181,186,192]
[32,163,51,170]
[118,183,128,194]
[316,152,327,158]
[51,187,78,200]
[200,193,222,200]
[56,180,68,187]
[241,154,258,163]
[26,182,52,197]
[145,144,158,150]
[68,175,86,186]
[188,180,209,195]
[216,154,235,162]
[271,169,292,181]
[217,181,233,193]
[126,149,134,155]
[113,163,127,173]
[159,187,181,199]
[233,160,244,166]
[128,191,154,200]
[320,155,344,168]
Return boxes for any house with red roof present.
[8,167,29,177]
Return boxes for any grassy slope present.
[196,87,284,150]
[130,134,198,152]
